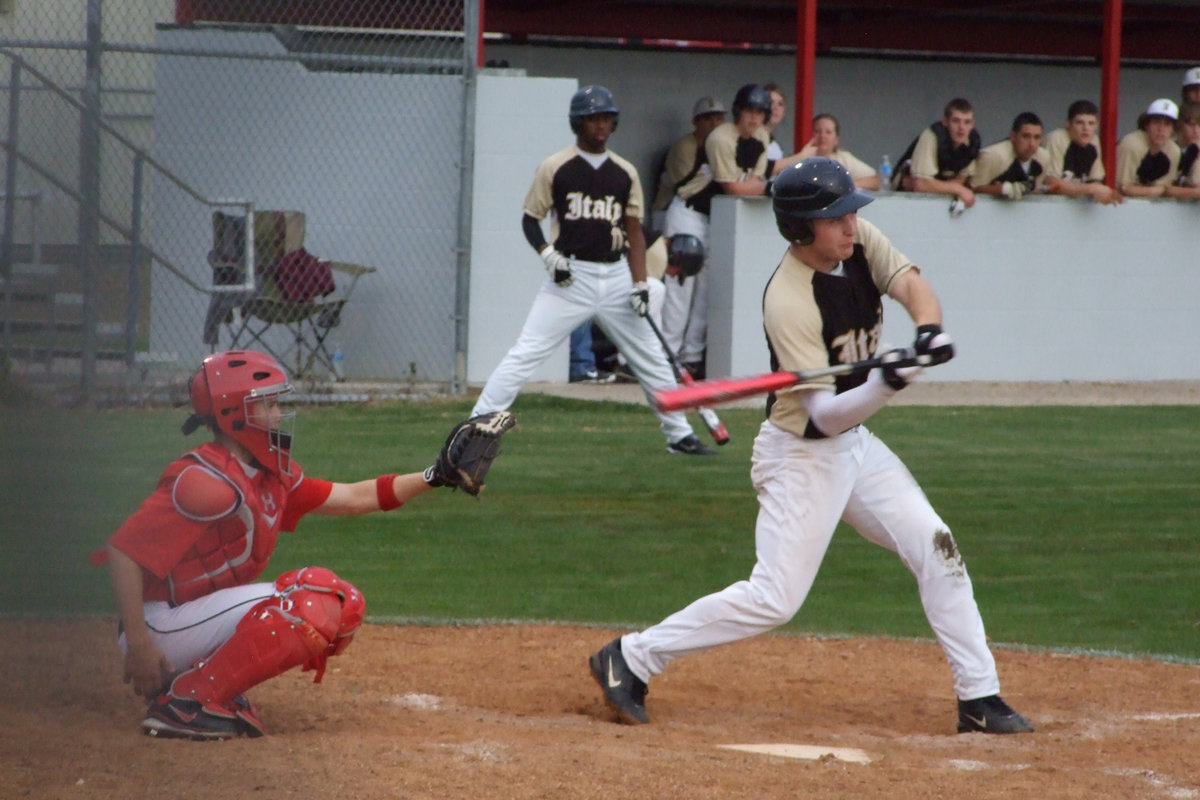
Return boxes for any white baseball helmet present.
[1183,67,1200,88]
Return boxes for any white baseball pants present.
[621,421,1002,701]
[119,582,273,671]
[471,257,694,444]
[663,197,710,363]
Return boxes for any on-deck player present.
[470,85,716,456]
[92,350,493,740]
[589,158,1034,735]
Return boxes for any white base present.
[717,743,874,765]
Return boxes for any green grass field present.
[3,394,1197,661]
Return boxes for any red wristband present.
[375,474,402,511]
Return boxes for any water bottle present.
[878,155,892,193]
[332,344,345,382]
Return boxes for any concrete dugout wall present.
[708,194,1199,382]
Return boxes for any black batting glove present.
[914,324,955,365]
[880,347,920,391]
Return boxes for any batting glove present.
[914,324,955,365]
[629,281,650,317]
[540,247,573,287]
[880,347,923,391]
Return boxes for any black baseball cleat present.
[957,694,1035,734]
[589,638,649,724]
[142,694,241,740]
[667,434,718,456]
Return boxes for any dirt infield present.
[6,619,1199,799]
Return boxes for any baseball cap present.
[1144,98,1179,120]
[1184,67,1200,88]
[692,96,727,119]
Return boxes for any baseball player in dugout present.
[470,85,717,456]
[1042,99,1123,205]
[969,112,1050,201]
[663,84,804,378]
[1116,98,1183,199]
[91,350,513,740]
[893,97,981,212]
[649,95,727,231]
[590,158,1034,736]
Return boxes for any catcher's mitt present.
[425,411,516,496]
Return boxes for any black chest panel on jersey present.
[1136,150,1171,185]
[735,136,766,170]
[1063,141,1098,180]
[993,157,1043,188]
[550,155,631,262]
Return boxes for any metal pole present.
[2,59,21,361]
[77,0,104,398]
[1100,0,1122,189]
[452,0,481,395]
[125,154,144,366]
[793,0,817,152]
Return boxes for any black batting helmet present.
[772,158,874,244]
[668,234,705,277]
[569,85,620,134]
[731,84,772,120]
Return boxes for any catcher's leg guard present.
[167,567,364,718]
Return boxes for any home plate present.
[718,743,874,765]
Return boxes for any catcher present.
[90,349,514,740]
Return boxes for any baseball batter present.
[471,85,716,456]
[590,158,1034,735]
[92,350,511,740]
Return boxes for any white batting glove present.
[629,281,650,317]
[541,247,573,286]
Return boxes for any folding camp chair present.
[202,210,375,380]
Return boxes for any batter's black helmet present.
[668,234,705,277]
[731,84,772,120]
[772,158,874,244]
[569,85,620,134]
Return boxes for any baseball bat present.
[643,314,730,445]
[652,352,926,413]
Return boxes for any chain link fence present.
[0,0,475,400]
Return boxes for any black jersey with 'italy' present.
[523,145,645,263]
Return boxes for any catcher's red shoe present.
[142,694,240,740]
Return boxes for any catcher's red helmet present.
[183,350,295,476]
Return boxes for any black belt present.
[565,253,621,263]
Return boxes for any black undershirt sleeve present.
[522,214,547,252]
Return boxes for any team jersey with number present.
[523,145,643,262]
[102,442,332,605]
[762,218,913,439]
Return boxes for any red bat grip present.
[653,371,802,412]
